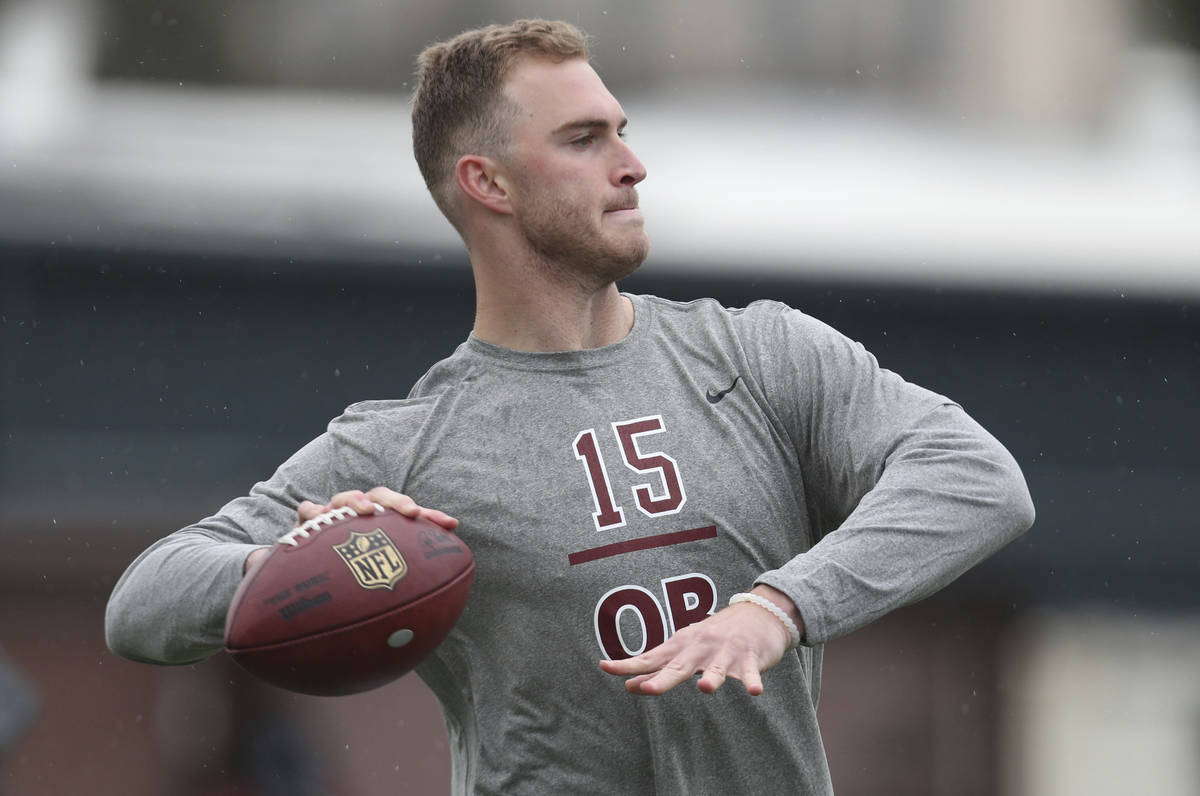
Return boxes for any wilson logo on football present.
[334,529,409,590]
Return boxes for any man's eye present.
[571,135,594,147]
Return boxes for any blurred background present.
[1,0,1198,794]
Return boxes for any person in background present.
[0,647,38,794]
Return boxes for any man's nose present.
[615,139,647,187]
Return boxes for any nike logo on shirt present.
[706,376,741,404]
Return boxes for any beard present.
[515,182,650,290]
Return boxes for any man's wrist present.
[729,592,802,649]
[748,583,806,645]
[243,546,270,575]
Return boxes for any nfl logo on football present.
[334,530,409,590]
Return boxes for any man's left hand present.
[598,584,802,695]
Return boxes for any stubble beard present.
[518,190,650,291]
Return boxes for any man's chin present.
[525,226,649,285]
[611,228,649,260]
[607,239,650,282]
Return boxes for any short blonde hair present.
[412,19,591,229]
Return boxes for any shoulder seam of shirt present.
[342,393,442,416]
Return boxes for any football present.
[224,505,474,696]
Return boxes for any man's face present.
[500,57,649,284]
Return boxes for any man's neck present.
[473,282,633,353]
[470,251,635,353]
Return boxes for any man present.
[107,19,1034,794]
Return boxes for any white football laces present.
[278,502,386,547]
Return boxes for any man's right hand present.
[296,486,459,531]
[241,487,459,576]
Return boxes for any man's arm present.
[601,303,1034,695]
[106,488,458,667]
[105,512,274,665]
[760,402,1034,645]
[600,402,1033,695]
[106,398,447,665]
[105,423,346,665]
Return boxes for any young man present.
[107,19,1035,794]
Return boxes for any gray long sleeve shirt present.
[107,293,1034,795]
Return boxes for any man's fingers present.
[418,507,460,531]
[296,489,459,531]
[698,657,767,695]
[629,659,699,695]
[600,647,705,696]
[296,500,325,522]
[598,601,795,697]
[621,673,658,693]
[605,652,766,696]
[735,656,766,696]
[598,653,658,676]
[698,648,764,695]
[314,490,375,515]
[740,664,765,696]
[365,487,417,516]
[697,662,728,694]
[362,488,460,529]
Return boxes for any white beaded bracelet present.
[729,593,801,649]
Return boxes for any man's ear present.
[455,155,513,215]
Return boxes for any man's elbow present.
[104,597,210,667]
[993,454,1036,543]
[104,599,160,664]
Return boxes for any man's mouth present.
[603,206,644,222]
[605,191,640,214]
